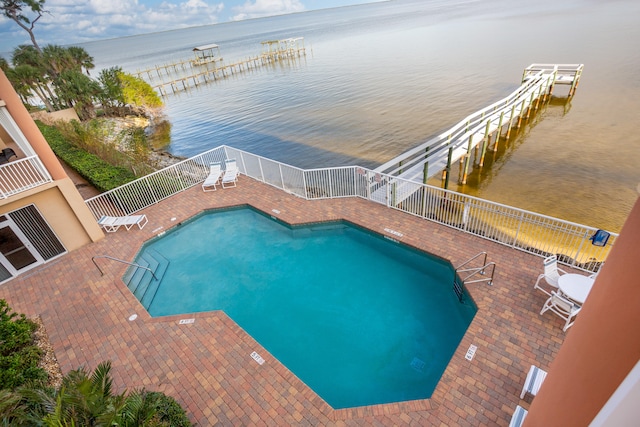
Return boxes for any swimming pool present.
[126,206,476,408]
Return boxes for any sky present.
[0,0,383,56]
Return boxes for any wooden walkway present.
[373,64,583,204]
[135,38,307,96]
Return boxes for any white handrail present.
[84,145,614,273]
[375,70,555,180]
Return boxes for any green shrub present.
[0,300,47,390]
[119,72,163,108]
[144,391,193,427]
[0,302,195,425]
[37,121,138,191]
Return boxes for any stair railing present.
[455,251,496,286]
[92,255,158,280]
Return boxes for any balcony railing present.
[0,156,52,199]
[85,145,616,273]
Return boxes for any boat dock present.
[372,63,583,203]
[134,38,306,96]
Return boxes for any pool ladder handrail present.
[92,255,158,280]
[455,251,496,286]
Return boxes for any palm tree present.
[53,69,101,119]
[1,363,193,426]
[39,361,128,426]
[8,64,56,110]
[67,46,95,76]
[11,44,58,110]
[10,44,99,114]
[11,44,42,69]
[41,45,74,80]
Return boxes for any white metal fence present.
[85,145,615,272]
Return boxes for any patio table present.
[558,274,594,304]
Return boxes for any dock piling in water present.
[135,38,307,96]
[373,63,584,198]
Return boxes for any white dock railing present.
[375,64,584,192]
[85,145,614,273]
[0,156,52,199]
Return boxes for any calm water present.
[81,0,640,232]
[134,207,475,408]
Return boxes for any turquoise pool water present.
[129,207,476,408]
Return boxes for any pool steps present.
[123,249,169,308]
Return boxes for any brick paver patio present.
[0,176,572,426]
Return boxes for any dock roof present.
[193,43,219,51]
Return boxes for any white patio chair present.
[540,291,581,331]
[222,158,239,188]
[534,254,567,296]
[509,405,528,427]
[520,365,547,399]
[202,162,222,192]
[97,214,148,233]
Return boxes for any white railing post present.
[258,157,265,182]
[279,164,285,191]
[571,230,591,269]
[512,211,525,248]
[328,171,333,197]
[302,171,308,199]
[174,165,185,190]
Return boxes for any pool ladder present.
[453,252,496,301]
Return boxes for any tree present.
[97,67,126,116]
[53,69,101,120]
[9,44,97,113]
[6,64,53,108]
[11,44,58,109]
[97,67,163,118]
[67,46,94,76]
[40,44,72,79]
[1,0,47,52]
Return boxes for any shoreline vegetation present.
[36,114,184,193]
[2,40,174,191]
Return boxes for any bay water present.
[81,0,640,232]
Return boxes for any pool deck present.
[0,176,572,426]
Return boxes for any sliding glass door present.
[0,215,43,281]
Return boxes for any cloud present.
[231,0,304,21]
[34,0,224,45]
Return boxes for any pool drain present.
[410,357,425,372]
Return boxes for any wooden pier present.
[373,63,583,204]
[134,37,307,96]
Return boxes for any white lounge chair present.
[221,159,239,188]
[540,291,581,331]
[97,214,148,233]
[202,162,222,192]
[534,254,567,296]
[509,405,528,427]
[520,365,547,399]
